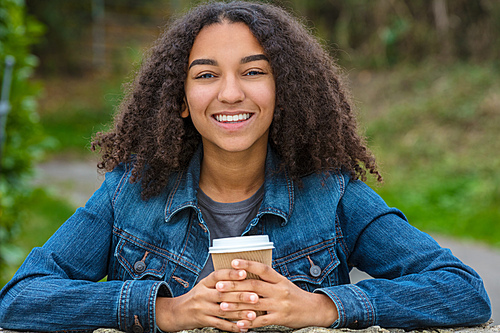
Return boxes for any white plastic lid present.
[209,235,274,254]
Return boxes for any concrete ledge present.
[90,321,500,333]
[2,322,498,333]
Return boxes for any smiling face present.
[183,22,276,156]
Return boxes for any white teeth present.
[215,113,250,123]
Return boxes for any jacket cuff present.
[118,280,172,333]
[314,284,375,329]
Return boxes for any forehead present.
[189,22,265,61]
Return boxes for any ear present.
[181,98,190,118]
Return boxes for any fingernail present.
[221,302,229,310]
[249,294,257,302]
[237,321,245,328]
[238,270,245,278]
[233,259,240,267]
[247,312,255,320]
[216,282,224,290]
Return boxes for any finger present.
[217,277,275,298]
[219,293,259,310]
[219,293,273,317]
[217,286,289,315]
[236,320,252,332]
[237,312,275,330]
[202,268,247,287]
[232,259,281,284]
[215,288,260,304]
[214,303,257,320]
[222,296,273,314]
[235,319,253,332]
[216,279,263,293]
[219,304,257,322]
[207,316,241,333]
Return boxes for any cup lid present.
[209,235,274,254]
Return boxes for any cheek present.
[253,82,276,109]
[185,87,211,113]
[261,87,276,115]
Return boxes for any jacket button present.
[309,265,321,277]
[132,324,144,333]
[134,261,146,274]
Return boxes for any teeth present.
[215,113,251,123]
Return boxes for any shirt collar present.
[164,145,293,225]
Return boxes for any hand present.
[216,259,339,331]
[156,268,258,332]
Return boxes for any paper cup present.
[209,235,274,279]
[209,235,274,316]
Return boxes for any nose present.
[218,74,245,104]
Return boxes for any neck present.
[199,144,267,203]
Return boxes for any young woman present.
[0,2,491,333]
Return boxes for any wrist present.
[156,296,180,332]
[313,293,339,327]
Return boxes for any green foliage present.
[0,0,46,284]
[39,77,120,155]
[357,62,500,246]
[25,0,90,75]
[41,107,111,154]
[25,0,173,75]
[279,0,500,68]
[1,187,75,284]
[18,0,500,75]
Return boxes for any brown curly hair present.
[92,0,382,200]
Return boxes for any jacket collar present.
[164,145,293,226]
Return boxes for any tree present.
[0,0,45,284]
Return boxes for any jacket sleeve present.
[0,168,170,333]
[315,178,491,330]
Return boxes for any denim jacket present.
[0,147,491,333]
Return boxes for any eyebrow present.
[241,54,269,64]
[188,54,269,70]
[188,58,217,69]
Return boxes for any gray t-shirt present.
[196,185,265,282]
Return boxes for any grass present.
[16,188,75,250]
[37,74,123,156]
[1,187,76,284]
[354,61,500,247]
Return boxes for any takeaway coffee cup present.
[210,236,274,317]
[209,235,274,280]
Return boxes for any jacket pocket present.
[273,239,340,292]
[114,237,168,280]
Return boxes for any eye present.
[245,70,265,76]
[196,72,216,79]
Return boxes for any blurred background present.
[0,0,499,318]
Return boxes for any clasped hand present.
[156,259,338,332]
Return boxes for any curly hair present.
[92,0,382,200]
